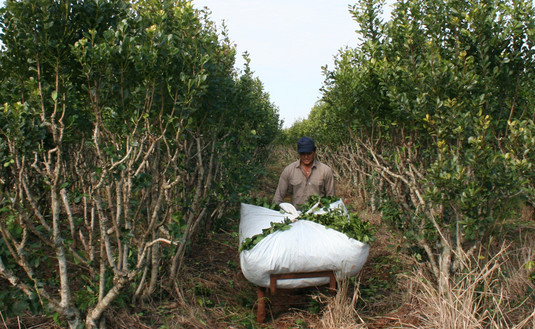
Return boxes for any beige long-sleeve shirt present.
[273,159,336,206]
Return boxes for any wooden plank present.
[269,271,336,295]
[256,271,338,322]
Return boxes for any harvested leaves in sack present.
[239,196,375,252]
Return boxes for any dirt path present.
[5,145,409,328]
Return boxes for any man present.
[273,137,336,206]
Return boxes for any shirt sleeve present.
[324,167,336,197]
[273,167,290,205]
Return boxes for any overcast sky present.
[0,0,394,128]
[194,0,395,128]
[194,0,365,128]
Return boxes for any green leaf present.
[252,235,264,244]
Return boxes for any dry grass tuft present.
[313,279,368,329]
[407,239,535,329]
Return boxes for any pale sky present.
[194,0,395,128]
[194,0,364,128]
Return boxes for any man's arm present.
[273,169,289,205]
[324,168,336,197]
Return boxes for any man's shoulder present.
[314,160,332,170]
[281,160,300,173]
[314,160,334,175]
[285,160,301,169]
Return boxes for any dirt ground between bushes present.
[3,150,417,329]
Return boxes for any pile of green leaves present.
[296,195,341,212]
[238,218,292,252]
[298,196,375,244]
[241,196,280,210]
[239,196,375,252]
[299,208,375,244]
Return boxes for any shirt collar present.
[296,159,317,168]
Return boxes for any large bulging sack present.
[239,202,369,288]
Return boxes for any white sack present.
[239,202,369,288]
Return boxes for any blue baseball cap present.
[297,137,316,153]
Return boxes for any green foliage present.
[239,196,375,252]
[0,0,280,322]
[278,102,340,146]
[299,208,375,244]
[0,240,42,317]
[238,218,293,252]
[526,260,535,282]
[296,195,341,211]
[304,0,535,281]
[240,196,280,210]
[359,254,403,300]
[297,196,376,244]
[75,275,98,313]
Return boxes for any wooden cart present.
[255,270,337,322]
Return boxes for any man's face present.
[299,151,315,166]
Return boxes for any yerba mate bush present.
[298,0,535,297]
[0,0,279,327]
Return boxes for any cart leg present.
[328,271,337,294]
[256,287,266,322]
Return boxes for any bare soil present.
[2,151,415,329]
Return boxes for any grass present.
[314,279,367,329]
[407,239,535,329]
